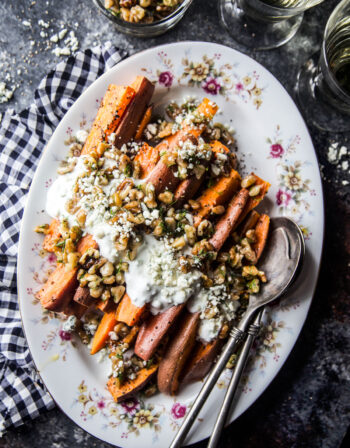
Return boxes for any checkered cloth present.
[0,43,127,435]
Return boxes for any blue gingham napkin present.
[0,43,127,435]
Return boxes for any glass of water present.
[296,0,350,132]
[218,0,325,51]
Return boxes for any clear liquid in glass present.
[326,16,350,96]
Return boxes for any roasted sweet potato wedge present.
[181,338,223,384]
[194,169,242,226]
[209,188,250,252]
[36,264,78,312]
[108,363,159,403]
[42,219,61,253]
[133,142,160,179]
[157,311,199,395]
[37,235,98,312]
[114,76,155,148]
[90,310,118,355]
[253,214,270,261]
[115,293,148,327]
[134,304,185,361]
[81,84,135,156]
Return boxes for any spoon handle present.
[169,328,246,448]
[207,309,263,448]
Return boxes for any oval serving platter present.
[18,42,324,447]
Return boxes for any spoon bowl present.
[239,216,305,331]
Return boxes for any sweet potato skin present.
[238,210,260,237]
[181,338,223,384]
[174,176,204,207]
[114,76,155,148]
[146,159,180,195]
[209,188,250,252]
[73,286,95,308]
[108,363,158,403]
[157,311,199,395]
[134,304,185,361]
[146,133,198,194]
[64,300,87,319]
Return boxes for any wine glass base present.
[218,0,303,51]
[295,52,350,133]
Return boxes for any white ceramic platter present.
[18,42,324,447]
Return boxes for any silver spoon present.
[170,217,305,448]
[208,217,305,448]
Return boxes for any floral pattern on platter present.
[141,52,264,109]
[41,326,77,361]
[265,126,313,240]
[74,381,167,438]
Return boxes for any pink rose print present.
[235,82,244,91]
[171,402,186,419]
[270,143,284,158]
[121,398,139,415]
[97,400,105,409]
[276,189,291,207]
[47,253,57,264]
[202,77,221,95]
[158,71,173,87]
[59,330,71,341]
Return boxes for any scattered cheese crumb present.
[52,30,79,58]
[341,160,349,171]
[22,20,31,27]
[0,82,14,104]
[38,19,50,28]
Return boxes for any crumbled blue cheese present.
[187,285,240,342]
[62,315,77,332]
[84,322,98,336]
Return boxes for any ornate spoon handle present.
[207,309,263,448]
[169,328,246,448]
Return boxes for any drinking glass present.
[296,0,350,132]
[218,0,325,51]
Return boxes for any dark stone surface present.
[0,0,349,447]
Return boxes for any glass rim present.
[246,0,325,14]
[322,0,350,99]
[92,0,193,29]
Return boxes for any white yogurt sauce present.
[46,156,87,228]
[125,235,202,315]
[46,154,128,262]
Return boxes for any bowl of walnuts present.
[93,0,194,37]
